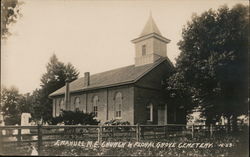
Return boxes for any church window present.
[55,99,60,117]
[74,97,80,111]
[59,99,65,114]
[146,103,153,122]
[114,92,122,119]
[142,45,146,56]
[93,96,98,117]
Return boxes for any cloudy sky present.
[1,0,247,94]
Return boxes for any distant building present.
[49,15,186,125]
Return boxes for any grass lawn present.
[1,131,248,156]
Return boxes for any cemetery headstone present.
[21,113,31,134]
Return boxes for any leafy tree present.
[29,89,46,121]
[51,110,99,125]
[164,70,195,125]
[31,54,79,123]
[0,86,30,125]
[165,71,195,115]
[176,4,249,129]
[18,93,32,114]
[1,0,23,39]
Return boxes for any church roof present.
[140,14,162,37]
[49,57,171,97]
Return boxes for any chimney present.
[84,72,90,86]
[65,77,70,110]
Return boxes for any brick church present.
[49,15,186,125]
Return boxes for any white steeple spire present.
[140,12,162,37]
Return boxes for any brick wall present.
[52,85,134,124]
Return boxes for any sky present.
[1,0,248,94]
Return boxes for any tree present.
[165,71,194,109]
[1,0,23,39]
[40,54,78,94]
[165,71,196,118]
[176,4,248,128]
[51,110,99,125]
[0,86,29,125]
[31,54,79,123]
[18,93,32,114]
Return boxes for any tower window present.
[142,45,146,56]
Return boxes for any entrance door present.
[158,104,167,125]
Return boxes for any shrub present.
[104,119,131,131]
[50,110,100,125]
[104,119,130,126]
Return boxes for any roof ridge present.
[49,58,170,97]
[84,64,135,78]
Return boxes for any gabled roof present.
[140,14,162,37]
[49,57,171,97]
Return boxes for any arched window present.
[146,103,153,122]
[142,45,146,56]
[60,99,65,114]
[114,92,122,119]
[93,96,98,117]
[74,97,80,111]
[55,99,60,117]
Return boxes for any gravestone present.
[0,113,6,135]
[21,113,31,134]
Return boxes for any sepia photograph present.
[0,0,249,156]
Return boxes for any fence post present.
[0,128,3,154]
[98,125,102,143]
[141,125,144,139]
[17,128,21,146]
[136,124,140,142]
[210,124,213,137]
[225,125,228,133]
[37,124,42,156]
[154,127,156,139]
[191,125,194,138]
[164,125,167,138]
[111,127,114,137]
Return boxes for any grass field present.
[2,131,248,156]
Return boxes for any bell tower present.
[132,14,170,66]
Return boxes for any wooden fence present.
[0,124,233,155]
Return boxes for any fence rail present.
[0,124,238,155]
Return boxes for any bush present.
[50,110,100,125]
[104,119,130,126]
[104,119,131,131]
[4,115,20,125]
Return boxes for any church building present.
[49,15,186,125]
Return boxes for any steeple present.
[140,12,162,37]
[131,13,170,66]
